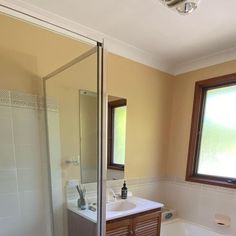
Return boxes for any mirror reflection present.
[79,90,97,183]
[107,96,127,180]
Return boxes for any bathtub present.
[161,219,231,236]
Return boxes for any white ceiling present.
[5,0,236,74]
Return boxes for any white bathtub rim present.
[161,218,232,236]
[161,217,181,225]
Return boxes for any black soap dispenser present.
[121,181,128,199]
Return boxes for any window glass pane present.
[113,106,127,165]
[198,85,236,178]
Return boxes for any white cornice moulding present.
[105,37,172,74]
[0,0,171,74]
[1,0,236,76]
[172,47,236,75]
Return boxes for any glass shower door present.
[44,43,105,236]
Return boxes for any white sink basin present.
[106,197,164,221]
[107,200,136,212]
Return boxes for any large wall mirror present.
[80,91,127,182]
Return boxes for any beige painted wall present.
[107,53,174,179]
[167,60,236,178]
[0,14,93,78]
[0,13,93,95]
[0,50,42,94]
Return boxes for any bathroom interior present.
[1,1,236,236]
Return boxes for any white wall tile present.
[0,217,22,236]
[15,145,41,169]
[128,182,163,202]
[51,168,63,190]
[12,108,40,146]
[0,194,19,218]
[214,191,236,235]
[20,214,47,236]
[0,107,15,170]
[47,111,61,170]
[19,191,43,216]
[0,215,48,236]
[51,189,64,236]
[0,170,17,194]
[47,110,64,236]
[162,181,177,208]
[0,144,15,170]
[197,187,218,228]
[17,169,42,192]
[0,118,13,146]
[177,184,201,222]
[0,106,11,117]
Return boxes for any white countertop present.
[67,196,164,223]
[68,201,97,223]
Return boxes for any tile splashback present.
[66,177,166,205]
[163,177,236,235]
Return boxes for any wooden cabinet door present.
[106,218,133,236]
[132,211,161,236]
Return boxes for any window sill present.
[186,175,236,189]
[107,165,124,171]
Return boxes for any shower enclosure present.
[44,43,105,236]
[0,11,105,236]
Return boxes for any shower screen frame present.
[43,42,106,236]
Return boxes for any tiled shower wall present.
[0,90,52,236]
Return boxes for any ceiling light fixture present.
[161,0,201,15]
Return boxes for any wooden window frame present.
[107,99,127,171]
[186,73,236,189]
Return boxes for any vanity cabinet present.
[106,218,132,236]
[68,210,96,236]
[106,209,162,236]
